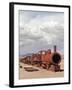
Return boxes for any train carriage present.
[20,45,62,72]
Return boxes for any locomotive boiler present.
[41,46,61,71]
[20,45,62,72]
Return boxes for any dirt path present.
[19,60,64,79]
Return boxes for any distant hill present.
[20,53,33,58]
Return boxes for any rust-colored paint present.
[41,49,51,63]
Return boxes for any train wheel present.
[46,64,51,70]
[42,63,47,69]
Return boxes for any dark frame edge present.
[68,6,71,84]
[9,2,14,87]
[10,82,70,88]
[10,2,70,8]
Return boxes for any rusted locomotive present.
[20,46,61,72]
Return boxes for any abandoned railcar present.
[20,46,62,72]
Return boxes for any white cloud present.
[19,10,64,55]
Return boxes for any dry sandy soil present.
[19,60,64,79]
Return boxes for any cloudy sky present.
[19,10,64,56]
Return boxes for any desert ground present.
[19,60,64,79]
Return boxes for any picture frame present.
[9,2,70,87]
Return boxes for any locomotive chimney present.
[54,45,56,52]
